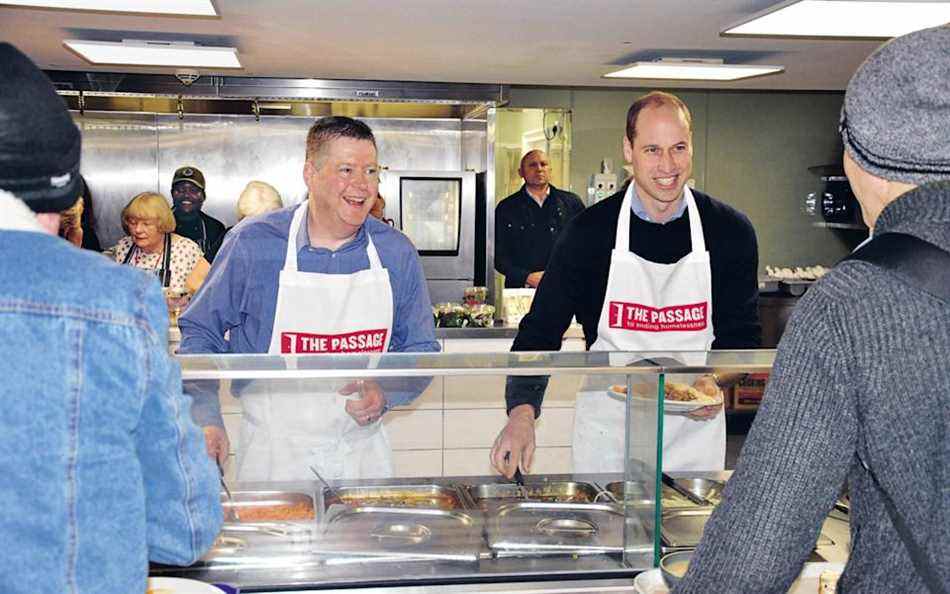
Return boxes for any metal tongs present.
[217,460,240,522]
[662,473,708,506]
[504,452,529,500]
[310,465,344,504]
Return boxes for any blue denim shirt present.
[0,200,222,593]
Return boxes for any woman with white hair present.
[236,180,283,222]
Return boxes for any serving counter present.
[152,349,826,592]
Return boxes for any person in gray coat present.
[676,25,950,594]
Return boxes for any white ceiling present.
[0,0,906,91]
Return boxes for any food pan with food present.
[467,481,609,510]
[221,490,316,522]
[322,484,469,511]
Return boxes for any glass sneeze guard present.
[160,349,775,591]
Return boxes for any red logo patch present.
[607,301,708,332]
[280,329,389,354]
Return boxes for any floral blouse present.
[112,233,203,293]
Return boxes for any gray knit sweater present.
[676,182,950,593]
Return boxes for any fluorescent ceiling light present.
[723,1,950,38]
[64,39,241,68]
[0,0,215,15]
[604,59,784,81]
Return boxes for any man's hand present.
[688,375,724,420]
[341,379,386,426]
[490,404,536,479]
[525,271,544,288]
[203,425,230,466]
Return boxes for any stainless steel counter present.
[152,475,643,592]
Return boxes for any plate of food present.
[608,381,722,413]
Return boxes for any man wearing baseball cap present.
[0,43,221,593]
[171,164,227,262]
[678,25,950,593]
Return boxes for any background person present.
[236,180,283,222]
[77,175,101,251]
[369,192,395,226]
[57,193,83,247]
[677,26,950,594]
[495,149,585,288]
[492,92,760,478]
[180,116,439,480]
[369,191,386,220]
[111,191,211,299]
[0,42,221,594]
[170,165,227,263]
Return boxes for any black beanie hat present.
[0,43,82,213]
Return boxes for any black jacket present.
[174,209,227,263]
[494,184,585,288]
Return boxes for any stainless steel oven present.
[378,170,477,304]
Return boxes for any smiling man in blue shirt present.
[180,116,439,480]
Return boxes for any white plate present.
[634,569,670,594]
[607,387,722,413]
[788,562,845,594]
[146,577,224,594]
[632,562,845,594]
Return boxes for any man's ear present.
[303,159,314,184]
[622,135,634,164]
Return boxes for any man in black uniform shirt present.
[491,92,761,478]
[171,165,227,263]
[494,150,585,288]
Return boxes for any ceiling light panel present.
[723,1,950,38]
[64,40,241,68]
[1,0,215,15]
[604,61,784,81]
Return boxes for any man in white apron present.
[180,117,440,481]
[491,91,760,477]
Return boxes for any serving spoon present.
[217,460,240,522]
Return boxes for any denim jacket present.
[0,191,222,594]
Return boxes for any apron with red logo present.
[236,202,394,481]
[571,183,725,472]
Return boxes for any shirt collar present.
[630,184,687,224]
[523,184,551,204]
[294,202,367,252]
[0,189,45,233]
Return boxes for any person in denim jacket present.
[0,43,222,594]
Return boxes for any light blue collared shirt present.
[180,204,440,425]
[630,185,687,224]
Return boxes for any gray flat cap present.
[840,25,950,185]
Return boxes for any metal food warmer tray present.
[313,484,483,564]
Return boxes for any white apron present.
[572,184,725,472]
[236,202,395,481]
